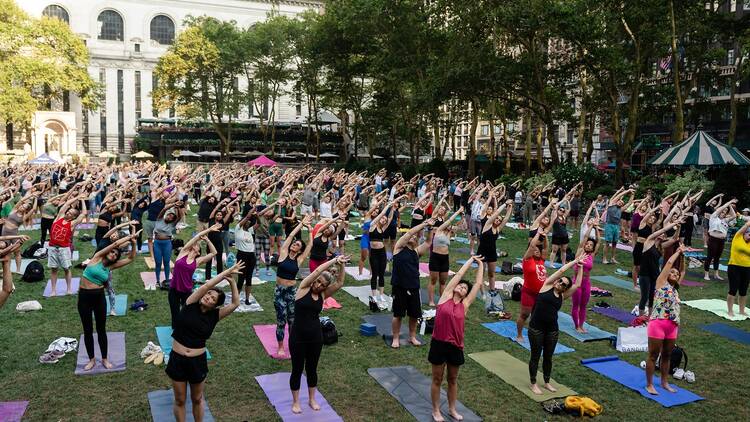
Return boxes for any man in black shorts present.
[390,218,434,349]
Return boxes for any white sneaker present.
[640,361,647,369]
[673,368,685,380]
[684,370,695,383]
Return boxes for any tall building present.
[11,0,322,157]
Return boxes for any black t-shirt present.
[529,289,562,331]
[391,248,420,289]
[198,199,216,222]
[172,302,219,349]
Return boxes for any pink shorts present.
[647,319,679,340]
[309,258,326,272]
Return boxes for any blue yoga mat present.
[257,268,277,282]
[106,294,128,316]
[455,259,502,272]
[557,312,615,342]
[156,326,212,362]
[591,306,635,325]
[454,236,470,244]
[581,356,704,407]
[591,275,634,291]
[699,323,750,345]
[545,261,562,269]
[482,321,574,354]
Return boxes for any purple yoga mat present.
[255,372,343,422]
[0,401,29,422]
[591,306,635,325]
[43,278,80,297]
[681,279,706,287]
[253,325,290,360]
[74,332,127,375]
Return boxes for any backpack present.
[501,261,514,275]
[22,260,45,283]
[657,345,687,374]
[564,396,603,417]
[511,283,522,301]
[320,317,340,345]
[485,290,504,313]
[22,242,42,259]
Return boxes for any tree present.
[153,17,245,158]
[292,11,327,159]
[0,0,98,127]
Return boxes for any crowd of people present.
[1,161,749,422]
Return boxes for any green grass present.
[0,213,748,422]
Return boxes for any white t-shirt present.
[454,186,463,196]
[580,223,598,242]
[515,191,523,204]
[320,201,333,219]
[235,225,255,253]
[470,201,484,221]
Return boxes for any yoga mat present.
[469,350,575,402]
[77,223,95,230]
[144,257,173,270]
[557,312,615,342]
[255,372,343,422]
[226,292,264,312]
[454,247,472,255]
[156,326,211,362]
[140,272,166,289]
[0,400,28,422]
[9,258,33,274]
[362,314,424,347]
[257,268,277,282]
[591,275,635,291]
[106,294,128,316]
[74,332,126,375]
[43,277,80,297]
[591,306,635,325]
[342,285,392,311]
[147,387,214,422]
[682,299,749,321]
[456,259,502,272]
[616,243,634,252]
[418,262,455,276]
[545,261,563,269]
[482,321,573,353]
[698,322,750,345]
[453,236,470,244]
[253,324,290,359]
[481,321,574,354]
[344,266,371,281]
[580,356,703,407]
[419,288,440,306]
[322,297,342,310]
[368,366,482,422]
[681,279,705,287]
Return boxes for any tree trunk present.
[586,113,594,162]
[488,101,496,162]
[502,117,511,174]
[305,94,312,161]
[729,43,743,146]
[669,0,684,143]
[432,111,442,159]
[391,121,397,158]
[340,110,350,161]
[468,98,479,177]
[535,117,545,172]
[524,110,532,177]
[622,13,642,171]
[576,70,587,164]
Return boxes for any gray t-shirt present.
[154,219,177,237]
[606,205,622,225]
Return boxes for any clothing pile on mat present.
[16,300,42,312]
[141,342,164,366]
[590,287,612,297]
[39,337,78,364]
[130,299,148,312]
[226,292,263,312]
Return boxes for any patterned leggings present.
[274,285,297,341]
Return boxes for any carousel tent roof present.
[648,130,750,167]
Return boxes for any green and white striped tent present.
[648,130,750,167]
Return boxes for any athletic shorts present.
[551,235,569,246]
[385,225,398,240]
[604,223,620,244]
[47,246,72,269]
[520,288,538,308]
[429,252,450,273]
[360,236,370,250]
[428,338,464,366]
[392,285,422,319]
[622,212,632,222]
[471,219,483,237]
[338,227,347,241]
[728,264,750,296]
[165,351,208,384]
[647,319,678,340]
[300,204,313,216]
[269,222,284,237]
[143,219,156,239]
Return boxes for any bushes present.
[664,168,713,199]
[552,162,609,190]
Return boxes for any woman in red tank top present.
[428,255,484,422]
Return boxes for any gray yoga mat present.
[343,285,392,311]
[147,386,214,422]
[368,366,482,422]
[362,314,424,347]
[74,332,126,375]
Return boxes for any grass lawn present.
[1,211,748,421]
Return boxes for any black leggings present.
[236,250,257,291]
[528,327,558,384]
[705,236,725,271]
[168,288,192,328]
[206,232,224,277]
[289,340,322,391]
[40,217,54,245]
[77,288,108,360]
[639,274,656,313]
[131,221,143,252]
[681,220,694,246]
[728,264,750,296]
[370,247,387,290]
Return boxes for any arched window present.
[97,10,123,41]
[150,15,175,45]
[42,5,69,23]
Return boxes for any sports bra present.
[433,233,450,248]
[369,226,384,242]
[277,255,299,280]
[310,237,329,261]
[82,262,110,286]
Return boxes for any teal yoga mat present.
[557,312,615,342]
[591,275,634,291]
[481,321,574,354]
[156,326,212,362]
[106,294,128,316]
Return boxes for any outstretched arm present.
[187,262,244,307]
[655,245,686,289]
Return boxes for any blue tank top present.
[362,220,371,241]
[391,248,420,289]
[277,256,299,280]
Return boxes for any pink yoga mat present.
[323,297,341,310]
[253,325,290,360]
[0,401,28,422]
[418,262,454,276]
[682,279,706,287]
[74,331,127,375]
[140,272,167,289]
[43,278,80,297]
[256,372,343,422]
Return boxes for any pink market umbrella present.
[248,155,278,167]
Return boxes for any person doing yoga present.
[289,254,349,414]
[476,197,513,295]
[516,230,550,343]
[645,245,687,395]
[639,220,681,315]
[571,221,599,333]
[727,219,750,317]
[0,237,27,309]
[705,199,737,281]
[79,231,139,371]
[528,255,586,395]
[427,207,464,307]
[428,255,484,422]
[167,262,243,422]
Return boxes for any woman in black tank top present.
[289,255,348,415]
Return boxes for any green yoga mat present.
[682,299,749,321]
[469,350,576,402]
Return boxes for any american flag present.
[659,47,672,71]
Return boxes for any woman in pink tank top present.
[428,255,484,422]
